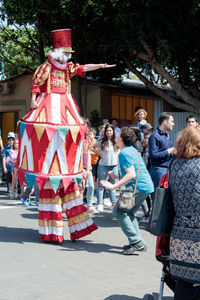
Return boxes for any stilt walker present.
[16,29,115,243]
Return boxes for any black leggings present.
[6,171,12,192]
[174,279,193,300]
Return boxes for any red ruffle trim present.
[39,181,79,198]
[38,211,63,221]
[40,234,64,244]
[65,205,87,219]
[70,223,98,240]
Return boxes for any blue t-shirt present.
[119,146,154,194]
[2,145,13,172]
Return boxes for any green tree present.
[0,0,200,113]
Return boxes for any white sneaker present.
[9,193,15,199]
[97,204,104,212]
[88,207,99,214]
[104,198,112,207]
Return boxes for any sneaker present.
[104,198,112,207]
[28,201,36,206]
[20,198,29,206]
[122,241,145,255]
[88,207,99,214]
[97,204,104,212]
[14,192,19,199]
[9,193,15,199]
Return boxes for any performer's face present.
[50,50,72,64]
[58,52,72,63]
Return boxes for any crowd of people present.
[2,27,199,299]
[1,110,200,299]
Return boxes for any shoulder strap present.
[133,156,140,194]
[118,155,140,192]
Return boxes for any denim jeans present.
[150,166,168,202]
[113,192,149,245]
[97,164,118,204]
[86,171,94,207]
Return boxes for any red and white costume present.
[16,29,97,243]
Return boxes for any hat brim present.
[55,47,75,53]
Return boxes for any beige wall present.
[72,80,101,118]
[85,84,101,118]
[0,74,32,119]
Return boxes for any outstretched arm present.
[83,63,116,72]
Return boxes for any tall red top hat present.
[51,29,74,52]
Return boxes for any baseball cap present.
[7,132,15,140]
[142,123,153,130]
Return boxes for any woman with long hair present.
[93,124,119,212]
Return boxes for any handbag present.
[146,172,175,236]
[118,157,139,212]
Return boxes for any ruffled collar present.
[48,55,67,70]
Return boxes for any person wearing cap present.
[2,132,15,196]
[17,28,116,244]
[141,123,153,140]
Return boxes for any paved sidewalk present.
[0,183,173,300]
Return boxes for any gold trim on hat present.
[55,47,75,53]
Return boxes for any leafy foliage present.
[0,0,200,111]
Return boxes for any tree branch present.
[123,57,200,114]
[0,26,40,54]
[134,41,199,109]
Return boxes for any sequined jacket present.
[31,56,85,94]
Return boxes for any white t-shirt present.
[94,140,118,166]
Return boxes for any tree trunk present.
[124,57,200,114]
[134,42,200,110]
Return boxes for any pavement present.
[0,183,173,300]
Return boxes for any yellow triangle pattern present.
[49,152,60,175]
[34,123,46,141]
[70,126,80,144]
[21,150,28,169]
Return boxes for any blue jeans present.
[86,171,94,207]
[150,166,168,202]
[97,165,118,204]
[113,192,149,245]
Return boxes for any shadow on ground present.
[59,239,139,256]
[104,295,140,300]
[104,294,173,300]
[0,226,41,243]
